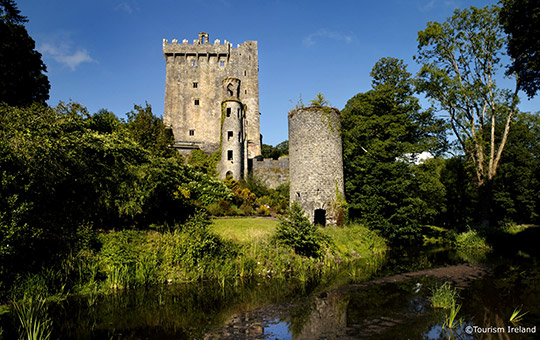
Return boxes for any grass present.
[211,217,279,242]
[510,306,528,324]
[4,217,388,305]
[12,297,52,340]
[431,282,459,309]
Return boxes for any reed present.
[12,297,52,340]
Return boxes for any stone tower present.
[162,33,261,179]
[288,107,345,226]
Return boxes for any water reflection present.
[1,248,539,340]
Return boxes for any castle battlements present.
[163,33,256,57]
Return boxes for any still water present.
[2,247,539,339]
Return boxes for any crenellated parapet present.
[163,33,256,58]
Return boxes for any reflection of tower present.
[220,78,245,180]
[289,107,345,226]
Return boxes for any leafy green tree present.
[342,57,445,244]
[274,202,329,258]
[261,140,289,159]
[491,112,540,224]
[500,0,540,98]
[126,103,176,158]
[415,5,519,224]
[0,0,49,106]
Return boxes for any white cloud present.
[115,2,134,14]
[303,29,354,47]
[40,41,95,71]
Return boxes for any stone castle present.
[163,33,344,225]
[163,32,260,180]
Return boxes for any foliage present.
[0,1,49,106]
[274,203,330,258]
[12,297,52,340]
[125,103,177,158]
[177,211,223,267]
[0,102,232,298]
[431,282,459,309]
[342,57,446,244]
[308,92,330,107]
[454,229,491,249]
[261,140,289,160]
[416,5,520,225]
[187,149,220,175]
[500,0,540,99]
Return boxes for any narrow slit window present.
[227,150,233,161]
[227,131,233,141]
[189,129,195,136]
[192,60,196,67]
[194,99,199,105]
[237,108,241,118]
[220,61,225,67]
[193,82,198,88]
[226,108,231,117]
[244,70,247,76]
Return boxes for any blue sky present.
[19,0,540,146]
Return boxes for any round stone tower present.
[288,107,345,226]
[219,77,245,180]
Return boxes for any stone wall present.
[163,33,261,159]
[251,156,289,189]
[288,107,345,225]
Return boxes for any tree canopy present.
[416,5,519,192]
[0,0,50,106]
[500,0,540,99]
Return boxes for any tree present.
[342,57,445,244]
[415,5,519,224]
[309,92,329,107]
[126,103,176,158]
[500,0,540,99]
[0,0,50,106]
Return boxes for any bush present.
[454,229,491,249]
[274,203,330,258]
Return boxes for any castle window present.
[227,150,233,161]
[245,90,247,94]
[193,82,198,88]
[189,129,195,136]
[244,70,247,76]
[194,99,199,105]
[192,60,196,67]
[226,108,231,117]
[220,61,225,67]
[237,108,241,118]
[227,131,233,141]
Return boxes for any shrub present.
[274,203,330,258]
[454,229,491,249]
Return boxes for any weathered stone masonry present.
[163,33,261,179]
[289,107,345,225]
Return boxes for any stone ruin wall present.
[251,156,289,189]
[288,107,345,225]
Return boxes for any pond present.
[1,247,539,339]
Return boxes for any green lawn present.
[211,217,279,243]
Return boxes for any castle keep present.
[163,33,261,179]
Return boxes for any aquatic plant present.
[12,297,52,340]
[431,282,459,309]
[443,303,462,329]
[510,306,528,324]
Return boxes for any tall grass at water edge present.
[4,219,387,304]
